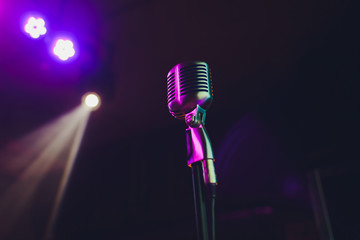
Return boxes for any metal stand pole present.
[192,162,210,240]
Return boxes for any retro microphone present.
[167,61,217,240]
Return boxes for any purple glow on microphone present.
[53,39,75,61]
[24,17,47,39]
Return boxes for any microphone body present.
[167,61,213,119]
[167,61,217,240]
[167,61,216,184]
[167,61,214,169]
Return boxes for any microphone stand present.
[185,105,217,240]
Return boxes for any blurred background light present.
[82,92,100,110]
[24,17,46,39]
[53,39,75,61]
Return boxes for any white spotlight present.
[82,92,101,110]
[24,17,47,39]
[53,39,75,61]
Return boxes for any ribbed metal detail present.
[178,64,209,96]
[172,112,185,119]
[167,72,176,103]
[167,61,213,119]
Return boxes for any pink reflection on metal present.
[53,39,75,61]
[24,17,47,39]
[186,126,214,166]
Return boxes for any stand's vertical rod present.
[192,162,209,240]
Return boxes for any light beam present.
[0,105,91,239]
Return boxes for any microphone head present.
[167,61,213,119]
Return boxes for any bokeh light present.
[53,39,75,61]
[82,92,101,110]
[24,17,47,39]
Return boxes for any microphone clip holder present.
[185,104,207,128]
[185,105,217,186]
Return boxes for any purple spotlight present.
[53,39,75,61]
[24,17,47,39]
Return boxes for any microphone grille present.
[167,61,213,119]
[167,71,177,104]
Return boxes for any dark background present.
[0,0,359,239]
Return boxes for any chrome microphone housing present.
[166,61,217,185]
[167,61,213,119]
[166,61,217,239]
